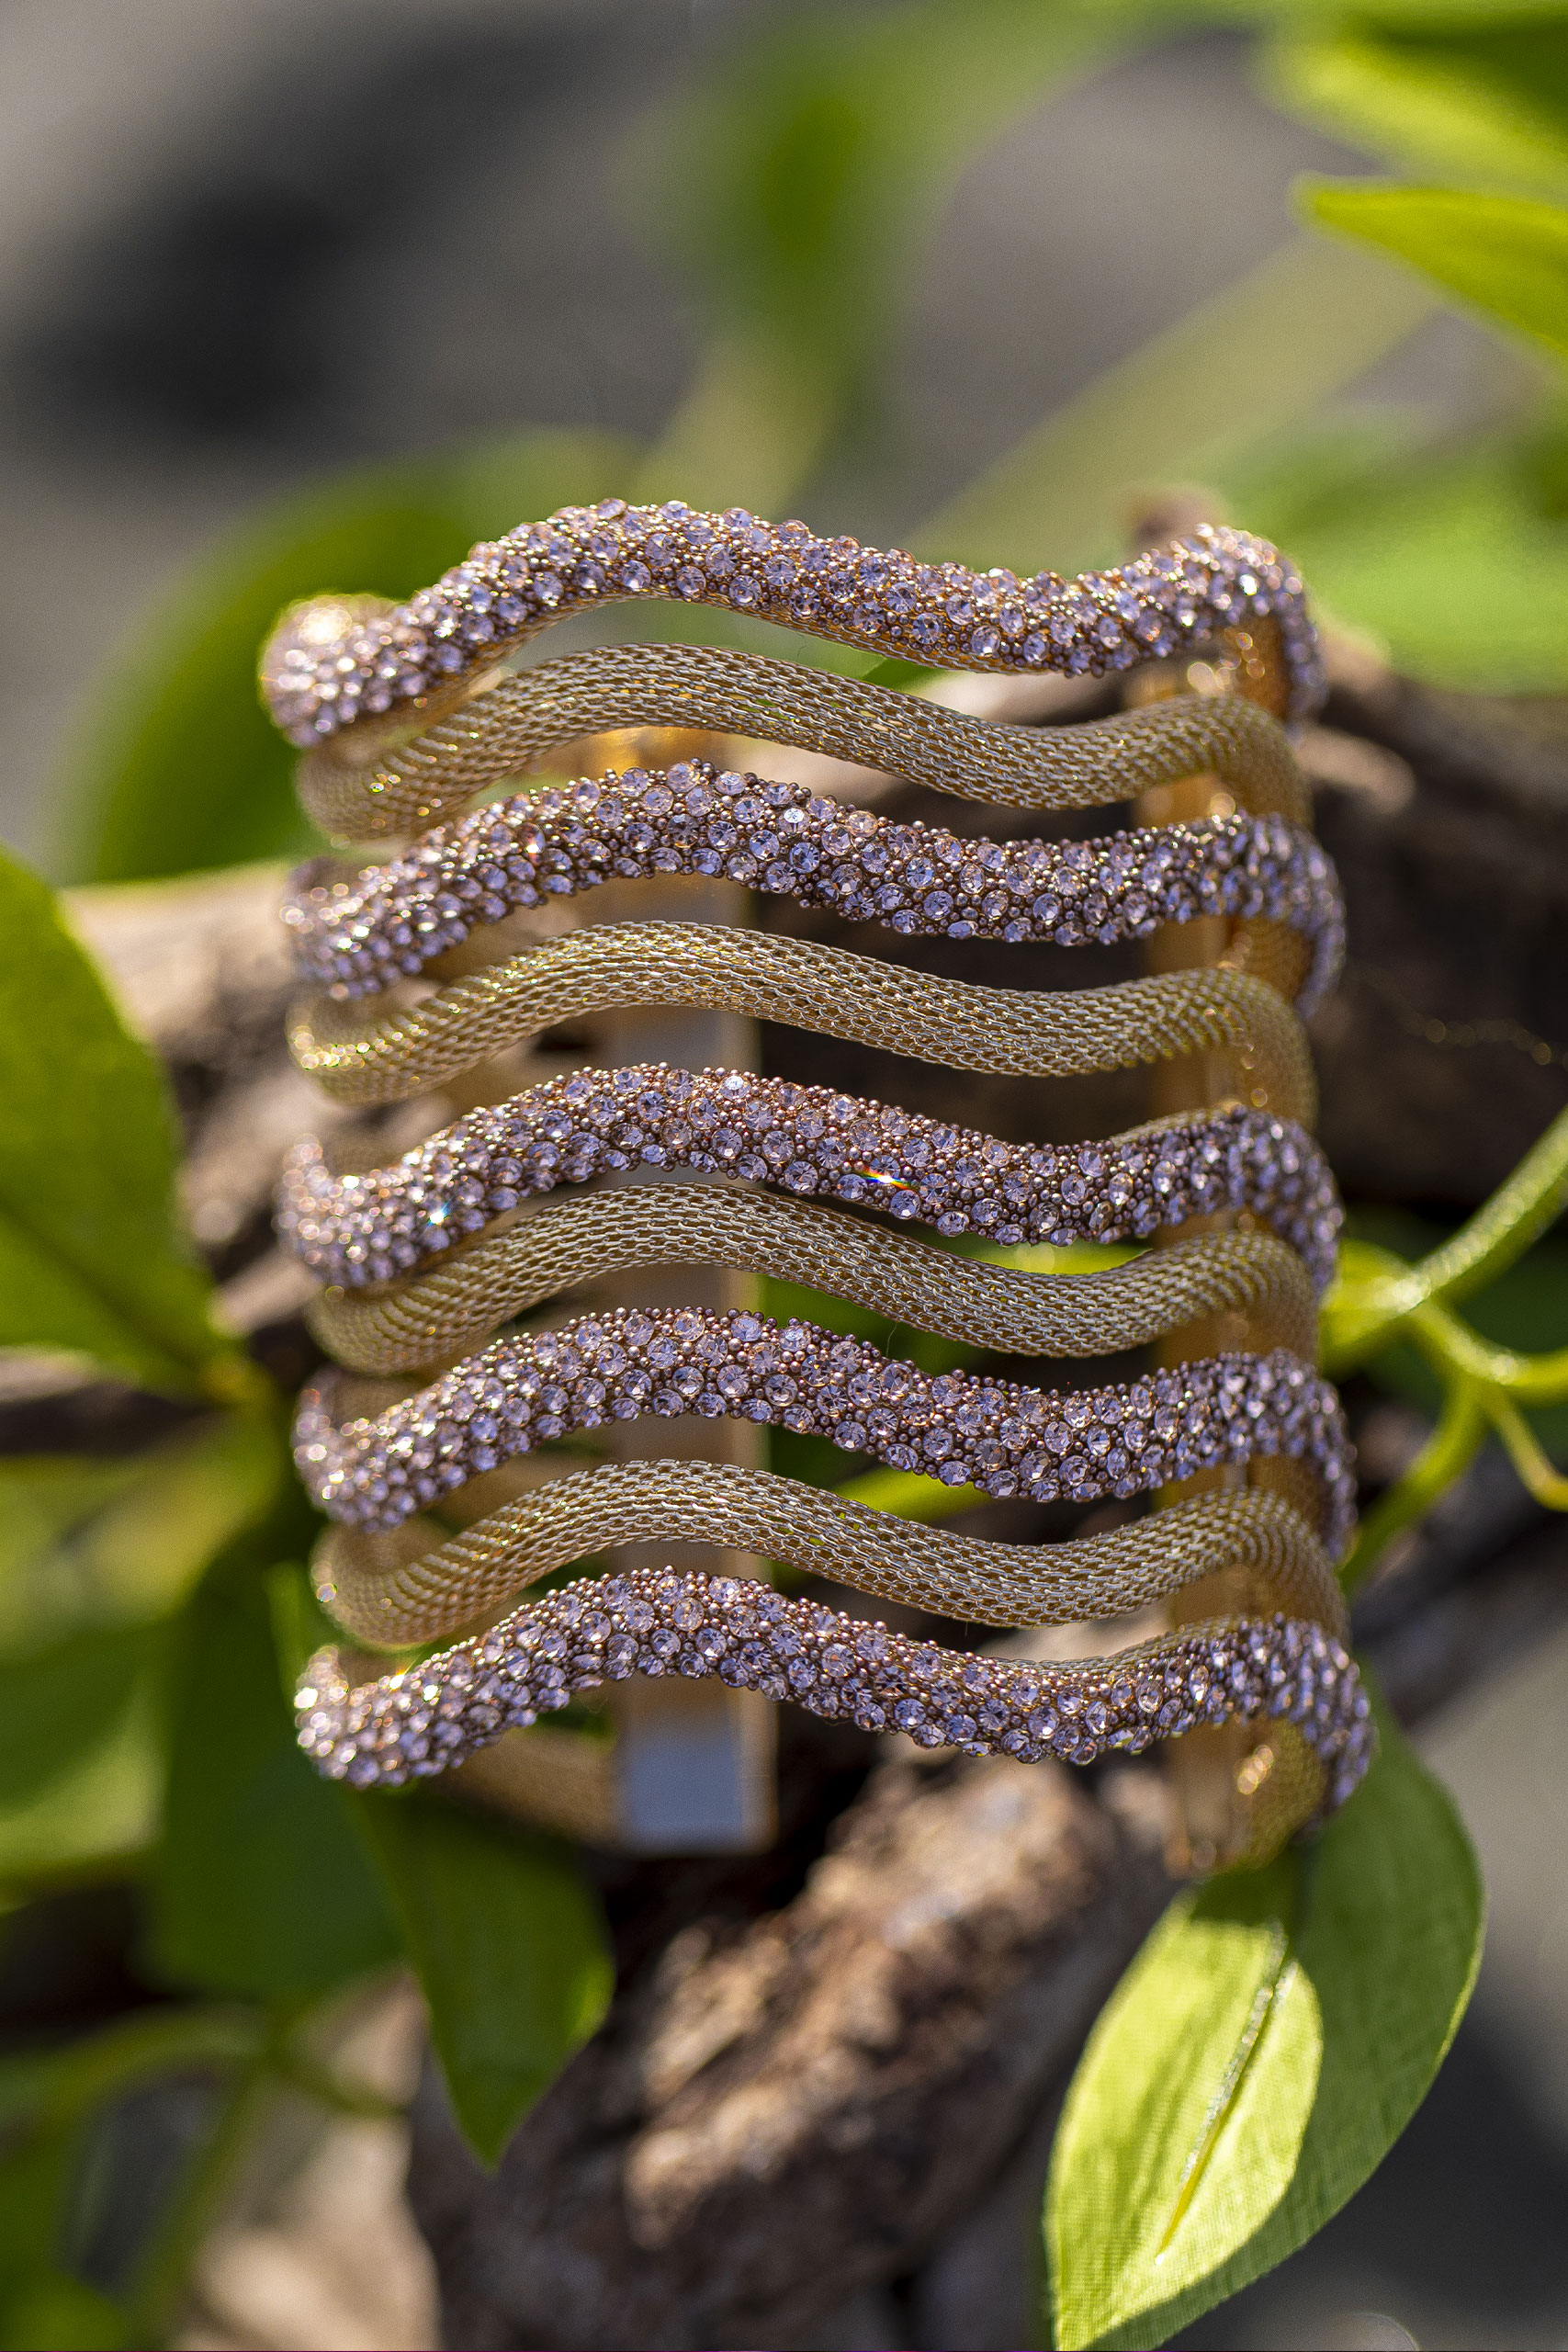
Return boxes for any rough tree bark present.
[411,1747,1172,2351]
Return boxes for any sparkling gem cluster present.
[296,1309,1355,1554]
[295,1566,1372,1809]
[278,1067,1341,1295]
[262,503,1324,747]
[285,760,1344,1015]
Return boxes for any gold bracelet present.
[264,500,1369,1867]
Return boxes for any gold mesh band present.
[309,1190,1316,1375]
[312,1467,1347,1649]
[298,641,1309,840]
[289,925,1314,1122]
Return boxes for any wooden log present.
[406,1745,1173,2351]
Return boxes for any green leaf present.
[352,1791,613,2165]
[150,1561,400,2002]
[0,2137,96,2340]
[51,428,637,888]
[1266,20,1568,198]
[1046,1681,1483,2349]
[0,1628,164,1884]
[0,1624,161,1810]
[918,232,1437,576]
[0,1415,283,1654]
[1220,416,1568,691]
[0,1461,140,1621]
[628,0,1136,505]
[0,1418,285,1886]
[1303,180,1568,365]
[0,2268,123,2351]
[0,845,221,1391]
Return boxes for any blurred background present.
[3,3,1567,2347]
[9,0,1564,876]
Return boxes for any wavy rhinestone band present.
[294,1308,1354,1554]
[261,503,1325,746]
[285,759,1344,1015]
[277,1067,1340,1295]
[295,1566,1372,1814]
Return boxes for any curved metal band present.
[288,925,1315,1120]
[311,1469,1348,1649]
[279,1072,1339,1297]
[307,1193,1318,1374]
[294,641,1311,841]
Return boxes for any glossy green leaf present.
[0,846,220,1391]
[0,1625,161,1809]
[150,1561,400,2002]
[0,2135,100,2345]
[0,1415,283,1654]
[51,429,637,888]
[1046,1684,1483,2349]
[353,1791,613,2165]
[1303,180,1568,364]
[0,1419,284,1884]
[1266,19,1568,197]
[0,1461,139,1616]
[629,0,1135,505]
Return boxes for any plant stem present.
[0,2005,262,2143]
[1406,1299,1568,1403]
[1405,1102,1568,1310]
[1486,1394,1568,1510]
[1339,1382,1488,1598]
[267,2040,406,2121]
[1323,1107,1568,1376]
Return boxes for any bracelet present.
[302,1196,1321,1380]
[287,928,1317,1122]
[310,1473,1345,1655]
[263,501,1370,1860]
[279,1078,1340,1294]
[283,639,1308,842]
